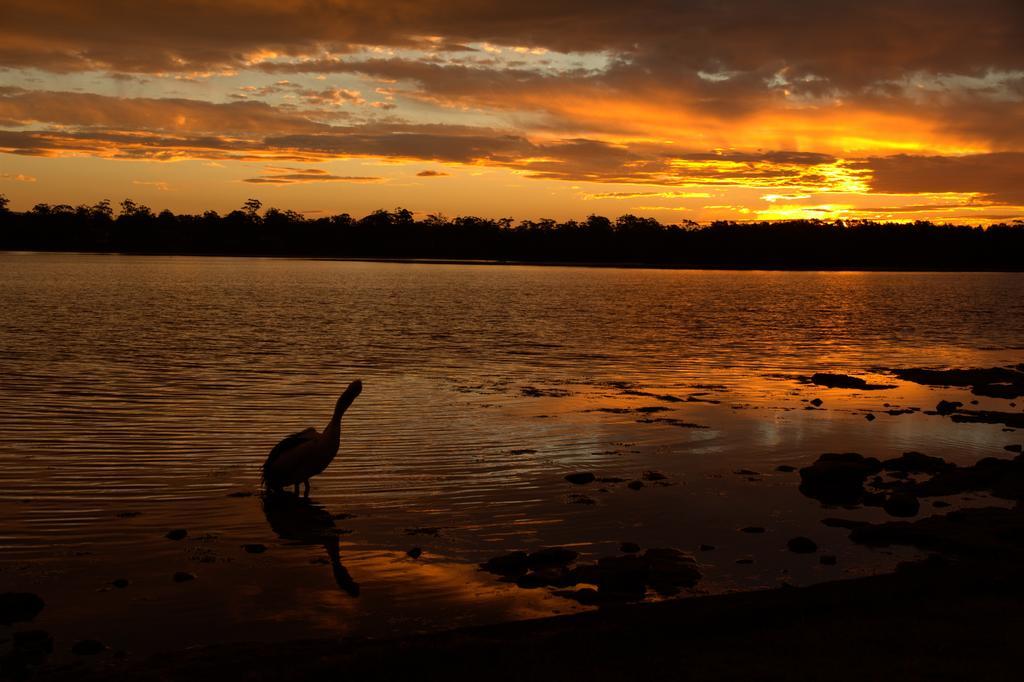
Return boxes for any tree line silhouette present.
[2,195,1023,269]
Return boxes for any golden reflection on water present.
[1,253,1023,657]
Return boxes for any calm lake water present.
[2,252,1023,660]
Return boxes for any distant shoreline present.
[5,250,1024,273]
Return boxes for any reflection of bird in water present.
[262,380,362,497]
[261,492,360,596]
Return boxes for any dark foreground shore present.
[32,552,1023,681]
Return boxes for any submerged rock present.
[0,593,44,625]
[72,640,107,656]
[850,506,1024,558]
[11,629,54,667]
[165,529,187,541]
[884,493,921,518]
[892,366,1024,400]
[950,410,1024,429]
[787,537,818,553]
[810,398,824,407]
[528,547,579,567]
[799,453,883,505]
[811,373,893,390]
[407,547,422,559]
[936,400,963,416]
[172,571,196,583]
[480,551,530,576]
[821,517,869,529]
[882,451,953,474]
[242,543,267,554]
[627,480,645,490]
[642,470,668,481]
[775,465,797,473]
[564,472,596,485]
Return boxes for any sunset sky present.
[1,1,1023,223]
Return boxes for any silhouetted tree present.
[0,198,1022,269]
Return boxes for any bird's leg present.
[303,480,310,497]
[293,483,299,495]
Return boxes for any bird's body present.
[262,380,362,496]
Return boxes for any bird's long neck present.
[322,394,351,445]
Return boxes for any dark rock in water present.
[734,469,759,476]
[510,448,537,455]
[810,398,823,407]
[172,571,196,583]
[553,587,602,606]
[819,554,838,565]
[850,506,1024,557]
[11,629,53,667]
[970,400,979,405]
[950,409,1024,429]
[226,491,253,498]
[72,640,107,656]
[882,452,953,474]
[564,472,596,485]
[627,480,645,490]
[165,529,187,541]
[528,547,579,568]
[480,551,530,576]
[936,400,963,416]
[643,548,701,595]
[787,537,818,553]
[0,593,44,625]
[864,413,876,421]
[740,526,765,534]
[910,455,1024,500]
[242,543,267,554]
[568,493,596,505]
[620,542,641,554]
[811,373,893,390]
[863,491,887,507]
[699,544,716,551]
[595,555,649,599]
[112,579,129,589]
[1006,444,1023,453]
[891,366,1024,400]
[642,470,668,481]
[775,464,797,473]
[799,453,883,505]
[635,406,670,413]
[884,493,920,518]
[932,500,951,508]
[407,547,422,559]
[821,517,869,529]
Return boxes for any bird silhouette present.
[262,380,362,496]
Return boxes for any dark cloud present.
[416,170,449,176]
[243,167,382,184]
[857,153,1024,205]
[2,1,1022,84]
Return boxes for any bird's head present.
[335,379,363,416]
